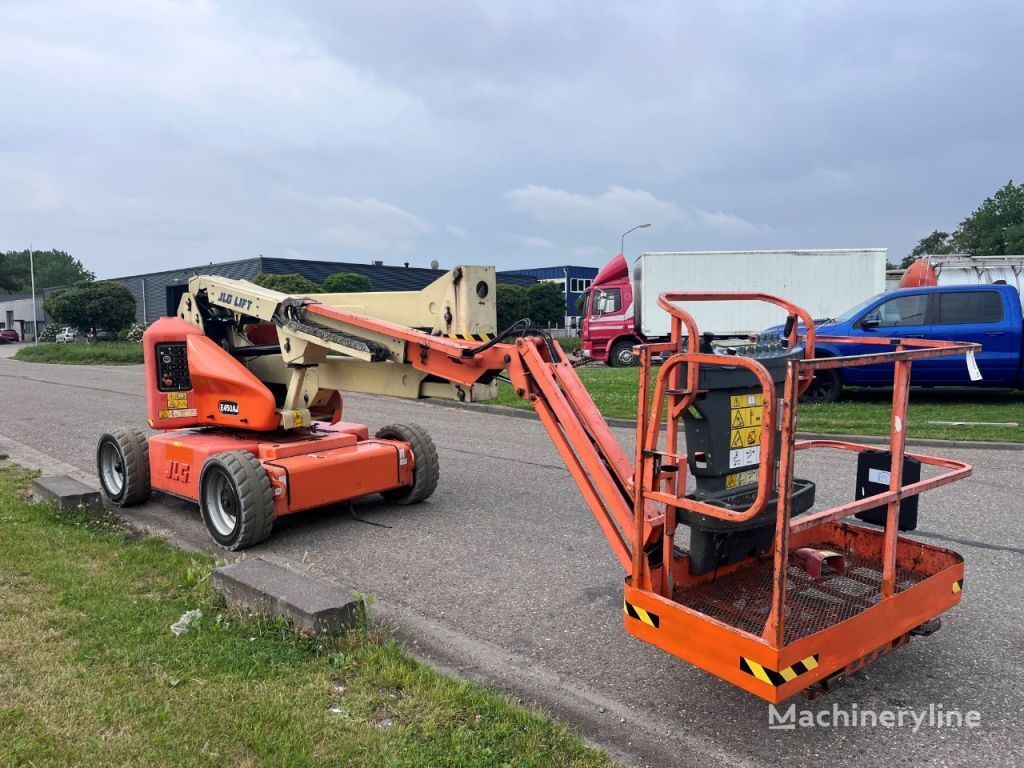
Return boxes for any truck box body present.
[922,255,1024,304]
[635,249,887,338]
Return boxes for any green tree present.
[0,249,93,293]
[42,289,70,321]
[251,273,322,294]
[526,281,566,327]
[904,180,1024,267]
[496,284,530,330]
[901,230,954,268]
[43,281,136,336]
[321,272,372,292]
[952,180,1024,256]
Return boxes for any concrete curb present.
[426,398,1024,451]
[211,558,364,635]
[31,475,103,512]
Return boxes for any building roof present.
[103,256,536,291]
[0,293,32,302]
[499,265,600,273]
[261,257,536,291]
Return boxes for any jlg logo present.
[165,461,191,483]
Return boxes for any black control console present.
[679,338,815,574]
[155,342,191,392]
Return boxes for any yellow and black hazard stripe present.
[740,654,819,687]
[447,333,493,342]
[952,577,964,594]
[623,599,659,629]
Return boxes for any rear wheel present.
[199,451,274,550]
[375,423,439,504]
[608,339,639,367]
[801,368,842,404]
[96,427,151,506]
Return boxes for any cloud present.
[298,194,433,251]
[503,185,763,235]
[520,235,556,250]
[1,2,1021,273]
[446,224,471,240]
[570,245,610,262]
[0,0,424,156]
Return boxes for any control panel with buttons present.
[155,342,192,392]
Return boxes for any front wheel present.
[375,424,439,505]
[96,427,151,506]
[800,369,842,404]
[199,451,274,550]
[608,339,639,367]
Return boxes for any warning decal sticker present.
[729,393,763,464]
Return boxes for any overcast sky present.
[2,1,1021,278]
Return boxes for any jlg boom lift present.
[97,266,976,702]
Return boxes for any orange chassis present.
[148,422,414,518]
[126,288,975,702]
[141,316,416,518]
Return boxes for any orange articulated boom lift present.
[96,266,976,702]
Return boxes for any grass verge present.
[0,464,613,767]
[13,341,143,365]
[491,367,1024,443]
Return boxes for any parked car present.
[0,329,19,343]
[761,283,1024,403]
[87,329,116,341]
[56,327,79,343]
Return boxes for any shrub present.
[126,322,147,343]
[42,281,136,335]
[251,273,321,294]
[527,282,567,327]
[496,284,530,330]
[38,323,59,343]
[322,272,372,292]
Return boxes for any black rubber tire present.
[800,368,843,404]
[375,423,439,505]
[199,451,274,550]
[608,339,639,367]
[96,427,151,507]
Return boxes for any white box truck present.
[581,249,886,366]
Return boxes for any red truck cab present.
[580,253,641,366]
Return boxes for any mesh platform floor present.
[675,546,926,645]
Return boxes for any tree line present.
[902,180,1024,267]
[0,249,94,294]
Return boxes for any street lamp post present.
[29,243,38,346]
[620,223,651,256]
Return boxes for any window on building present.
[936,291,1004,324]
[570,278,593,293]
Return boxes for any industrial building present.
[100,256,537,325]
[497,264,599,326]
[0,293,46,341]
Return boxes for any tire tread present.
[200,451,274,550]
[374,423,439,504]
[98,426,151,506]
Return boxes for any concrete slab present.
[32,474,102,512]
[211,557,363,634]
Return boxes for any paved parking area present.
[1,355,1021,767]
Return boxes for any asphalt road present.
[1,348,1021,767]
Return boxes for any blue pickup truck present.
[770,283,1024,403]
